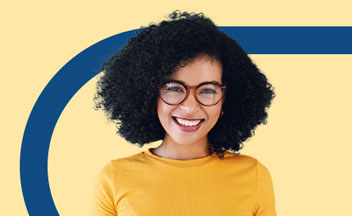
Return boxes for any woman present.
[93,10,276,216]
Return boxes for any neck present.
[151,135,211,160]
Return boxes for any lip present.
[172,116,204,132]
[172,116,204,121]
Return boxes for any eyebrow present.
[164,79,223,87]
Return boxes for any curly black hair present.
[94,10,275,159]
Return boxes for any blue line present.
[221,26,352,54]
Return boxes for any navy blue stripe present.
[221,26,352,54]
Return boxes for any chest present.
[115,169,257,216]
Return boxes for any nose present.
[179,88,201,113]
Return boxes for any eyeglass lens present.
[160,82,222,105]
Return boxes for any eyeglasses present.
[159,80,226,106]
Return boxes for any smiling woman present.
[92,10,276,216]
[155,55,224,159]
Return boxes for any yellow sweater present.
[92,148,276,216]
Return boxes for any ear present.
[152,102,157,115]
[221,94,226,105]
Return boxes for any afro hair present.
[94,10,275,159]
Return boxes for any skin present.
[152,55,224,160]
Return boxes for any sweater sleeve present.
[254,161,277,216]
[91,161,117,216]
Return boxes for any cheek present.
[156,97,164,120]
[157,97,171,123]
[207,105,222,123]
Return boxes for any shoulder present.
[96,152,146,184]
[222,151,258,164]
[108,152,147,171]
[221,151,270,171]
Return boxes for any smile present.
[172,116,204,132]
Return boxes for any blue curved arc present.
[20,30,136,216]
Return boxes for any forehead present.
[169,56,222,86]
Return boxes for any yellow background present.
[1,1,352,215]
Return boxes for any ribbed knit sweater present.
[92,148,276,216]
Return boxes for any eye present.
[166,86,184,92]
[199,88,217,94]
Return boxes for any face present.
[157,55,224,146]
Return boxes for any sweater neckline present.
[143,148,217,167]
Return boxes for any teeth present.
[175,117,201,126]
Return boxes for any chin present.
[169,133,206,146]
